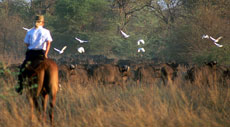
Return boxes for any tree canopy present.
[0,0,229,64]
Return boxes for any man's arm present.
[45,41,51,58]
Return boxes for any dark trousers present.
[16,50,45,93]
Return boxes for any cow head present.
[204,61,217,67]
[118,65,130,73]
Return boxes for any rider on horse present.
[17,15,53,94]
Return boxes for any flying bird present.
[75,37,88,43]
[53,46,67,54]
[22,27,31,31]
[78,47,85,53]
[138,48,145,53]
[120,30,130,38]
[202,35,223,47]
[137,39,145,45]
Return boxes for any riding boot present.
[16,74,23,94]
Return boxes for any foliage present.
[0,0,229,64]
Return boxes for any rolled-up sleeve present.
[46,30,53,42]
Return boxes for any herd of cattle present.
[2,55,230,87]
[57,60,230,86]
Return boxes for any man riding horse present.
[16,15,59,126]
[17,15,52,94]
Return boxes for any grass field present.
[0,66,230,127]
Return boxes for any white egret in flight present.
[138,48,145,53]
[75,37,88,43]
[202,34,223,47]
[78,47,85,53]
[137,39,145,45]
[53,46,67,54]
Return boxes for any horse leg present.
[42,94,49,122]
[36,69,45,97]
[28,96,35,123]
[33,97,42,121]
[49,79,58,126]
[49,93,56,127]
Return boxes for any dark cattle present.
[134,64,162,85]
[161,63,179,85]
[69,64,89,85]
[185,61,226,85]
[59,64,89,85]
[87,64,130,86]
[134,63,179,85]
[58,64,71,83]
[118,64,132,82]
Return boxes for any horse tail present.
[35,61,47,97]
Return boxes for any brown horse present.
[20,58,58,126]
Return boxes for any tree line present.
[0,0,229,64]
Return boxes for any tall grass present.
[0,66,230,127]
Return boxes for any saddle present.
[24,54,45,77]
[17,51,45,94]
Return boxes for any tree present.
[0,0,26,59]
[29,0,56,15]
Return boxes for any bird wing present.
[80,47,85,51]
[77,48,81,53]
[139,48,144,52]
[81,40,88,43]
[82,47,85,52]
[120,30,129,38]
[54,48,61,53]
[209,36,217,42]
[137,48,140,52]
[75,37,82,42]
[142,48,145,52]
[138,48,143,52]
[138,48,145,52]
[22,27,30,31]
[61,46,67,52]
[141,40,145,44]
[216,36,223,42]
[214,42,223,47]
[75,37,88,43]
